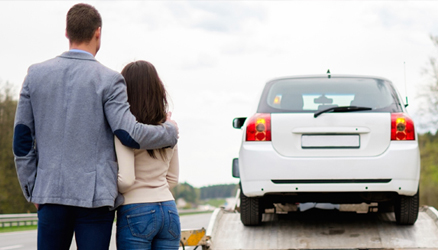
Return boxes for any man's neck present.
[69,43,97,57]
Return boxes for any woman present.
[116,60,180,250]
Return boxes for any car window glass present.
[262,78,402,113]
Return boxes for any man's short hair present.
[66,3,102,44]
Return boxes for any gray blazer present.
[13,51,178,208]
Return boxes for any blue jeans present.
[37,204,115,250]
[116,201,181,250]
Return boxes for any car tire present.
[240,189,262,226]
[394,189,419,225]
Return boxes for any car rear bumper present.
[239,141,420,197]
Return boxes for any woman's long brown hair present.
[121,60,168,160]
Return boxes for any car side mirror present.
[232,158,240,178]
[233,117,247,129]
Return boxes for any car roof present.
[268,74,391,83]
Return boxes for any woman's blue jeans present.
[116,200,181,250]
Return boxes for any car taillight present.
[246,113,271,141]
[391,113,415,141]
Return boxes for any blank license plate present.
[301,135,360,148]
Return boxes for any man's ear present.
[95,27,101,40]
[65,29,69,39]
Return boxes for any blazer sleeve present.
[115,136,136,193]
[167,144,179,190]
[104,74,178,150]
[13,71,38,202]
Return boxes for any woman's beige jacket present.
[115,137,179,205]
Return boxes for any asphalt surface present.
[0,212,213,250]
[0,230,37,250]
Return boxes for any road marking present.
[0,246,23,250]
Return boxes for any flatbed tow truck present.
[180,191,438,250]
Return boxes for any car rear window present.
[258,77,403,113]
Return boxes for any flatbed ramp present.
[206,207,438,250]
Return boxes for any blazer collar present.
[59,51,97,61]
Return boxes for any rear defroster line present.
[272,179,392,184]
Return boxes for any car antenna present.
[404,62,409,107]
[327,69,331,79]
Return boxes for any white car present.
[232,75,420,226]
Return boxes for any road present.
[0,212,213,250]
[0,230,37,250]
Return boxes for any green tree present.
[171,182,200,206]
[200,184,238,200]
[418,133,438,208]
[418,35,438,129]
[0,81,36,214]
[415,34,438,208]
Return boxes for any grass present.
[179,210,214,216]
[201,198,226,208]
[0,225,37,233]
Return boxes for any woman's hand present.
[167,112,179,138]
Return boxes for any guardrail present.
[0,208,213,229]
[178,209,215,215]
[0,213,38,228]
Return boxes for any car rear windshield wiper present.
[314,106,373,118]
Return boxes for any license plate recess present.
[301,135,360,149]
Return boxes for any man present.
[12,3,178,250]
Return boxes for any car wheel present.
[394,189,419,225]
[240,189,262,226]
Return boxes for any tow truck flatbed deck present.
[205,207,438,250]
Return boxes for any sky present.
[1,1,438,187]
